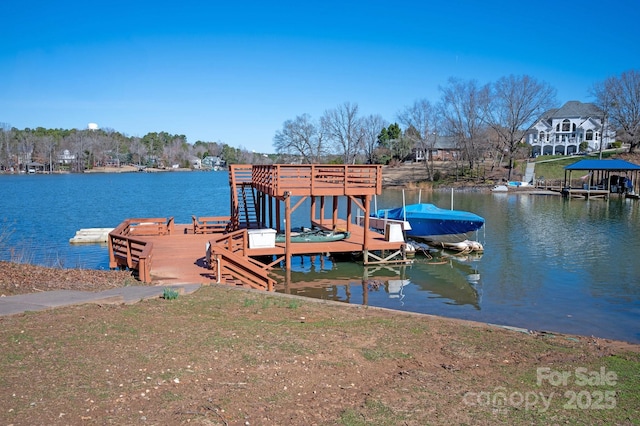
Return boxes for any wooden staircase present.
[228,165,260,230]
[207,229,277,291]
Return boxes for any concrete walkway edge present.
[0,284,202,316]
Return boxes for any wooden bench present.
[128,217,174,236]
[192,215,230,234]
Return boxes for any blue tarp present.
[564,159,640,171]
[375,203,485,238]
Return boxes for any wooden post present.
[276,198,282,233]
[332,195,338,229]
[108,234,116,268]
[346,197,352,232]
[362,279,368,306]
[260,192,266,227]
[284,266,291,294]
[285,193,292,272]
[268,194,274,229]
[363,194,371,264]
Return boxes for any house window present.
[539,131,545,143]
[562,119,571,132]
[586,130,593,140]
[572,123,577,131]
[556,123,560,132]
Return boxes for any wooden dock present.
[561,188,610,199]
[108,165,410,290]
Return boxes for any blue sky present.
[2,0,639,153]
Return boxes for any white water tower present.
[88,122,99,130]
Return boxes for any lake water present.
[2,172,639,343]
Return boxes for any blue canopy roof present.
[564,159,640,171]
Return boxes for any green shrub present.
[162,288,179,300]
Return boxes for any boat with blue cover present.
[372,203,485,242]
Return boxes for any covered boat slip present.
[108,165,408,290]
[230,165,410,268]
[561,159,640,199]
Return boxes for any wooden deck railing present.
[249,164,382,196]
[126,217,175,236]
[108,218,168,283]
[192,215,231,234]
[207,229,277,291]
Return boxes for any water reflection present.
[409,255,481,309]
[275,252,482,310]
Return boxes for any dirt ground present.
[0,261,139,296]
[1,262,639,425]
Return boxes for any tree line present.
[0,126,269,173]
[274,70,640,180]
[2,70,638,178]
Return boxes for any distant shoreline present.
[84,165,196,173]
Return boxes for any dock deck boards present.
[137,223,403,286]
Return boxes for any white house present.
[57,149,76,165]
[526,101,615,156]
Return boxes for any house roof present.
[433,135,457,149]
[538,101,603,122]
[564,159,640,171]
[551,101,602,118]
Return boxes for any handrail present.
[210,228,248,255]
[192,215,230,234]
[107,217,172,283]
[125,217,174,236]
[208,228,276,291]
[210,246,276,291]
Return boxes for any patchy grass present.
[0,285,638,425]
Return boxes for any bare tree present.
[129,137,147,166]
[592,69,640,153]
[67,132,86,172]
[483,75,556,180]
[398,99,437,180]
[438,78,486,173]
[273,114,324,163]
[41,136,57,172]
[0,123,13,171]
[321,102,363,164]
[360,114,387,164]
[16,131,35,171]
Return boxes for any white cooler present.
[247,228,277,248]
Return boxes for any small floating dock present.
[70,228,114,244]
[107,165,410,290]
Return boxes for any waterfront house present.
[526,101,616,156]
[412,134,460,162]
